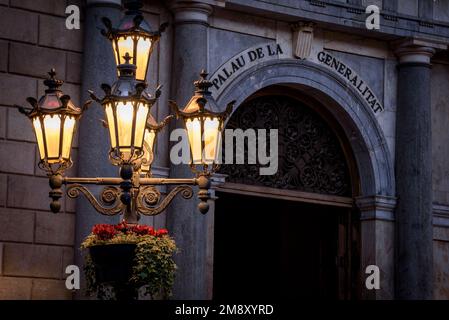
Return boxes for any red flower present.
[92,224,117,240]
[156,229,168,237]
[131,225,154,236]
[114,221,130,233]
[129,225,168,237]
[91,222,170,240]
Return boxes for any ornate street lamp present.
[17,69,90,175]
[16,69,91,212]
[101,0,167,82]
[14,1,233,221]
[89,53,157,165]
[170,70,235,176]
[170,71,234,214]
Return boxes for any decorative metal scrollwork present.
[138,186,161,207]
[67,184,124,215]
[38,159,73,176]
[219,95,352,196]
[137,185,194,216]
[101,186,122,206]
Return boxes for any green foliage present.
[130,235,178,299]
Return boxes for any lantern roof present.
[88,58,158,106]
[17,69,84,118]
[170,70,235,119]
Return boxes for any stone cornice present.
[433,203,449,228]
[392,38,446,64]
[86,0,121,4]
[168,1,215,24]
[225,0,449,49]
[356,195,396,221]
[434,203,449,216]
[355,195,397,212]
[210,173,226,188]
[86,0,122,8]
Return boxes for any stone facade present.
[0,0,84,299]
[0,0,449,300]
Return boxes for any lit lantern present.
[17,69,88,174]
[141,114,173,175]
[101,0,168,82]
[91,53,158,164]
[170,70,234,175]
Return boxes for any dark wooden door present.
[213,192,354,300]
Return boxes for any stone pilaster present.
[393,38,441,300]
[356,195,396,300]
[167,1,213,299]
[75,0,122,298]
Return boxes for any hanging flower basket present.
[89,243,136,284]
[81,222,177,300]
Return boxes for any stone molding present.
[168,1,214,24]
[393,38,446,64]
[210,173,226,188]
[356,195,397,221]
[433,203,449,227]
[86,0,122,8]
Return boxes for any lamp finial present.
[194,70,213,94]
[44,68,63,93]
[122,52,132,64]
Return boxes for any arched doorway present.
[213,87,361,299]
[207,59,396,299]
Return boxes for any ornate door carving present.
[219,95,352,197]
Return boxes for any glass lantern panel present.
[112,40,119,66]
[185,118,202,164]
[215,131,223,164]
[116,101,134,148]
[43,94,61,109]
[61,116,76,159]
[105,103,117,148]
[142,128,156,172]
[32,117,45,160]
[43,114,61,162]
[134,102,149,149]
[203,117,220,164]
[117,36,134,64]
[135,37,152,81]
[112,40,120,77]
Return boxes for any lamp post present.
[14,0,233,224]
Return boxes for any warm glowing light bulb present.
[135,38,152,81]
[203,117,220,164]
[43,114,61,162]
[134,103,149,148]
[62,116,76,159]
[186,118,202,164]
[116,101,134,150]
